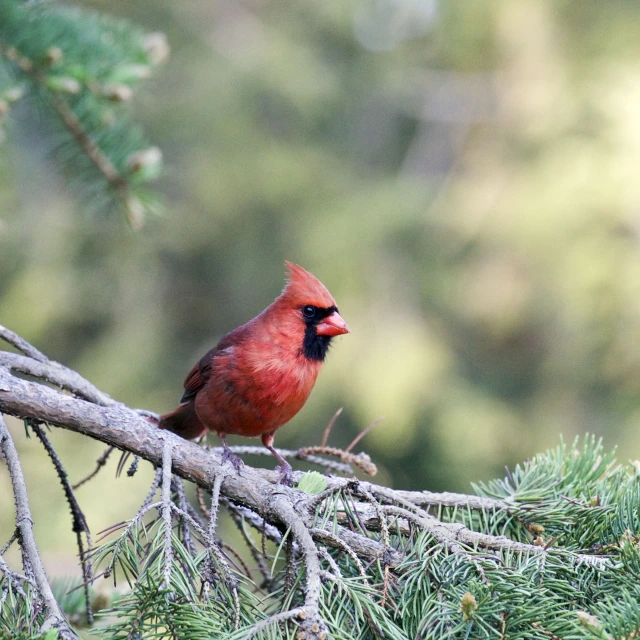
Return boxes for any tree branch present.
[0,325,47,362]
[0,330,614,639]
[0,351,113,406]
[0,361,395,566]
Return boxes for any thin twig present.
[220,542,253,580]
[240,607,306,640]
[172,477,198,558]
[141,467,163,512]
[204,471,239,622]
[321,407,343,447]
[0,415,75,638]
[225,500,280,590]
[297,445,377,476]
[208,474,224,540]
[126,455,140,477]
[185,500,208,532]
[381,487,513,513]
[352,483,390,548]
[319,569,339,583]
[0,530,18,556]
[220,497,282,545]
[196,485,210,517]
[307,479,352,511]
[29,421,93,624]
[350,502,610,568]
[270,494,328,637]
[318,547,342,578]
[0,551,31,597]
[310,528,369,585]
[0,351,112,405]
[0,325,47,362]
[160,438,173,591]
[72,445,114,490]
[283,533,298,600]
[211,445,355,475]
[349,482,394,603]
[344,417,383,453]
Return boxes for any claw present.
[222,445,244,471]
[261,433,294,485]
[220,434,244,472]
[275,461,293,487]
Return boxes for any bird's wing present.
[180,348,215,403]
[179,325,249,404]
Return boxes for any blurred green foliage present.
[3,0,640,578]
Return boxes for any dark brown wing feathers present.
[180,348,215,403]
[179,325,248,403]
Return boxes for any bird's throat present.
[301,328,332,362]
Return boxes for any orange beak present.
[316,311,350,337]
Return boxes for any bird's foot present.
[221,445,244,472]
[275,461,293,487]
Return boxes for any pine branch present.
[0,0,167,227]
[2,327,640,639]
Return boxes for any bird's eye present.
[302,305,316,319]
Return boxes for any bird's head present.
[274,261,349,362]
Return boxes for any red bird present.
[159,262,349,484]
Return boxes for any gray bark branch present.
[0,365,396,566]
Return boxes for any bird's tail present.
[159,402,207,440]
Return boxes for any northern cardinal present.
[159,262,349,484]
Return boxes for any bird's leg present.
[218,433,244,471]
[261,432,293,487]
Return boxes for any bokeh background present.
[3,0,640,576]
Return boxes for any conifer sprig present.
[0,0,167,227]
